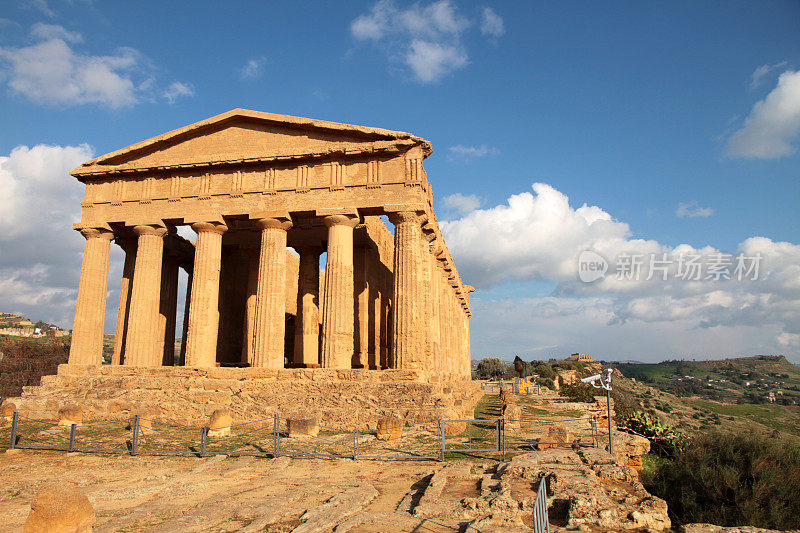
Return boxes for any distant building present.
[570,353,594,362]
[0,325,36,337]
[0,313,67,338]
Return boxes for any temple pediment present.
[72,108,431,179]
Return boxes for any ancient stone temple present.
[13,109,480,427]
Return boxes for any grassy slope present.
[611,356,800,439]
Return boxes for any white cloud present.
[448,144,500,160]
[442,183,628,285]
[350,0,393,40]
[0,143,104,329]
[238,56,267,80]
[350,0,485,83]
[0,24,192,108]
[442,182,800,361]
[480,7,504,39]
[30,22,82,43]
[442,193,481,215]
[162,81,194,104]
[676,201,714,219]
[726,69,800,158]
[405,39,467,83]
[21,0,55,18]
[750,61,787,89]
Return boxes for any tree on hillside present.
[474,358,509,380]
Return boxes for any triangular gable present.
[72,109,431,178]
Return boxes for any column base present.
[287,362,320,368]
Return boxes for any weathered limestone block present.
[288,417,320,438]
[376,416,403,440]
[680,525,784,533]
[208,409,232,437]
[502,403,522,428]
[58,406,83,427]
[1,402,16,421]
[613,431,650,471]
[539,425,569,449]
[23,485,95,533]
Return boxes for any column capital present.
[322,213,360,228]
[387,211,425,226]
[133,224,168,237]
[255,217,292,231]
[79,227,114,241]
[190,221,228,235]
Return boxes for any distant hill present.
[616,355,800,406]
[611,355,800,440]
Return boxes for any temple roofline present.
[72,108,432,177]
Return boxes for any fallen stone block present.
[23,485,95,533]
[208,409,232,437]
[58,405,83,427]
[376,416,403,440]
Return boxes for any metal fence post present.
[68,423,77,452]
[495,418,502,453]
[131,415,140,456]
[200,427,207,457]
[272,414,279,457]
[439,417,445,462]
[9,411,18,450]
[353,429,359,461]
[606,387,613,455]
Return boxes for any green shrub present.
[560,381,597,403]
[644,431,800,529]
[539,377,555,390]
[473,358,510,380]
[531,361,556,381]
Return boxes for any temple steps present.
[8,364,483,430]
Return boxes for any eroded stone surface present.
[0,448,674,532]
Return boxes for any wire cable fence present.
[0,411,505,461]
[0,401,601,460]
[503,416,598,453]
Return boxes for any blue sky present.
[1,0,799,363]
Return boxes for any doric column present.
[241,246,259,365]
[389,211,425,370]
[111,238,136,365]
[464,311,472,379]
[419,235,434,370]
[68,228,114,365]
[178,261,192,366]
[381,266,392,369]
[184,222,227,368]
[159,250,180,366]
[368,252,382,369]
[320,213,360,369]
[294,246,322,367]
[444,278,454,377]
[124,224,168,366]
[436,259,449,376]
[251,216,292,368]
[353,245,370,368]
[428,246,442,376]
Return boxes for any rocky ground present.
[0,441,672,533]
